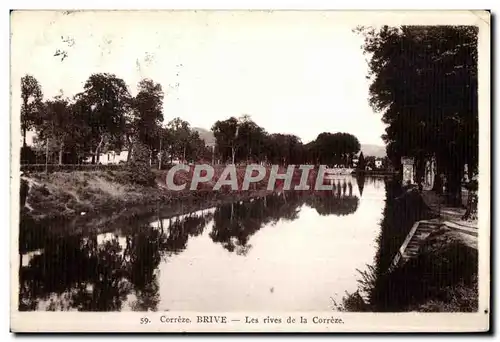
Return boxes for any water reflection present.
[19,176,384,311]
[210,192,303,255]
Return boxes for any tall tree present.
[130,79,164,155]
[211,117,239,163]
[20,75,43,147]
[37,96,71,165]
[34,95,92,165]
[79,73,132,164]
[234,115,267,163]
[358,152,366,171]
[166,118,192,162]
[310,132,360,166]
[358,25,478,205]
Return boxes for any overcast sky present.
[11,10,388,145]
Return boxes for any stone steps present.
[390,221,443,270]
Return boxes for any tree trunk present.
[415,155,425,185]
[94,136,104,164]
[158,139,163,170]
[45,137,49,174]
[126,136,133,163]
[468,161,475,180]
[231,147,236,164]
[159,216,164,234]
[432,159,444,194]
[58,143,64,165]
[446,162,463,207]
[22,127,27,148]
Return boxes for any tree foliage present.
[20,75,43,147]
[357,25,478,204]
[78,73,133,160]
[130,79,164,151]
[211,115,360,166]
[22,74,363,169]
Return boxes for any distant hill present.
[192,127,386,158]
[359,144,386,158]
[193,127,216,147]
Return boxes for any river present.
[18,175,388,312]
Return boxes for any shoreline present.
[19,166,355,228]
[335,183,478,312]
[20,188,276,239]
[351,170,397,176]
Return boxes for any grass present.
[333,180,478,313]
[20,166,326,225]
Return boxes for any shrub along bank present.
[333,182,478,312]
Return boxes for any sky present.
[11,10,387,146]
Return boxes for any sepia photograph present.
[9,9,490,332]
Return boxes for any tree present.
[79,73,132,164]
[32,95,93,165]
[185,130,206,162]
[20,75,43,147]
[264,133,303,165]
[211,117,239,163]
[166,118,193,162]
[365,156,376,170]
[130,79,164,157]
[235,116,267,163]
[310,132,360,166]
[358,152,366,171]
[358,25,478,205]
[37,96,71,165]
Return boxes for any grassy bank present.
[19,165,325,225]
[334,181,478,312]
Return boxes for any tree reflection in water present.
[210,184,360,254]
[305,180,359,216]
[210,192,304,255]
[19,179,362,311]
[19,209,214,312]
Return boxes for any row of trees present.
[21,73,362,167]
[358,25,479,205]
[212,115,361,166]
[21,74,209,167]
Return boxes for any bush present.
[20,146,37,164]
[122,142,156,187]
[123,162,156,186]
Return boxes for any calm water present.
[19,175,387,311]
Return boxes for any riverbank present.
[19,165,325,226]
[335,183,479,312]
[351,170,397,176]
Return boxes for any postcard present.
[10,9,490,333]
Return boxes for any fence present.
[20,164,125,173]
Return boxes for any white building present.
[85,150,129,165]
[375,159,383,169]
